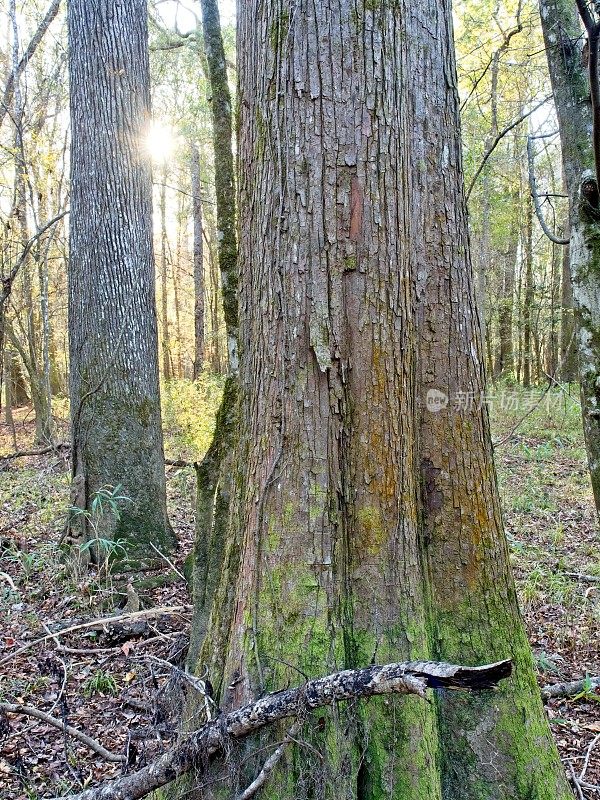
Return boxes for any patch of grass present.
[83,670,118,698]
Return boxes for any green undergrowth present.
[161,374,225,462]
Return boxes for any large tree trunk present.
[67,0,174,558]
[539,0,600,514]
[186,3,570,799]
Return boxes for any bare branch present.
[0,606,189,667]
[527,136,569,245]
[466,95,553,201]
[541,676,600,698]
[54,659,512,800]
[236,722,300,800]
[0,0,62,129]
[0,442,69,460]
[1,211,68,308]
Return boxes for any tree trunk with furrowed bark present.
[67,0,174,560]
[191,143,205,380]
[176,2,572,799]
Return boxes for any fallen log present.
[541,676,600,699]
[54,658,512,800]
[0,442,70,460]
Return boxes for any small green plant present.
[83,670,118,698]
[533,651,564,677]
[69,484,130,564]
[570,675,600,703]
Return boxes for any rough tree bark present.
[182,2,571,799]
[495,175,519,379]
[539,0,600,514]
[523,191,535,387]
[200,0,237,368]
[560,239,578,381]
[67,0,174,558]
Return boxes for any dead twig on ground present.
[0,702,124,763]
[541,676,600,699]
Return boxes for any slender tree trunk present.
[0,0,61,132]
[159,167,171,382]
[67,0,174,558]
[495,197,518,380]
[560,237,577,381]
[200,0,237,368]
[548,239,562,375]
[183,3,570,799]
[9,0,52,443]
[496,253,517,379]
[515,247,524,383]
[208,237,223,373]
[191,143,205,380]
[539,0,600,513]
[173,193,185,380]
[523,194,534,387]
[35,189,54,440]
[3,348,17,450]
[9,349,29,407]
[186,0,240,668]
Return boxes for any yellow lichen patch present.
[355,505,387,555]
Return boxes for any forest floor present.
[0,382,599,798]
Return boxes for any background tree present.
[539,0,600,519]
[67,0,174,557]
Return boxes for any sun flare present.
[143,120,177,163]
